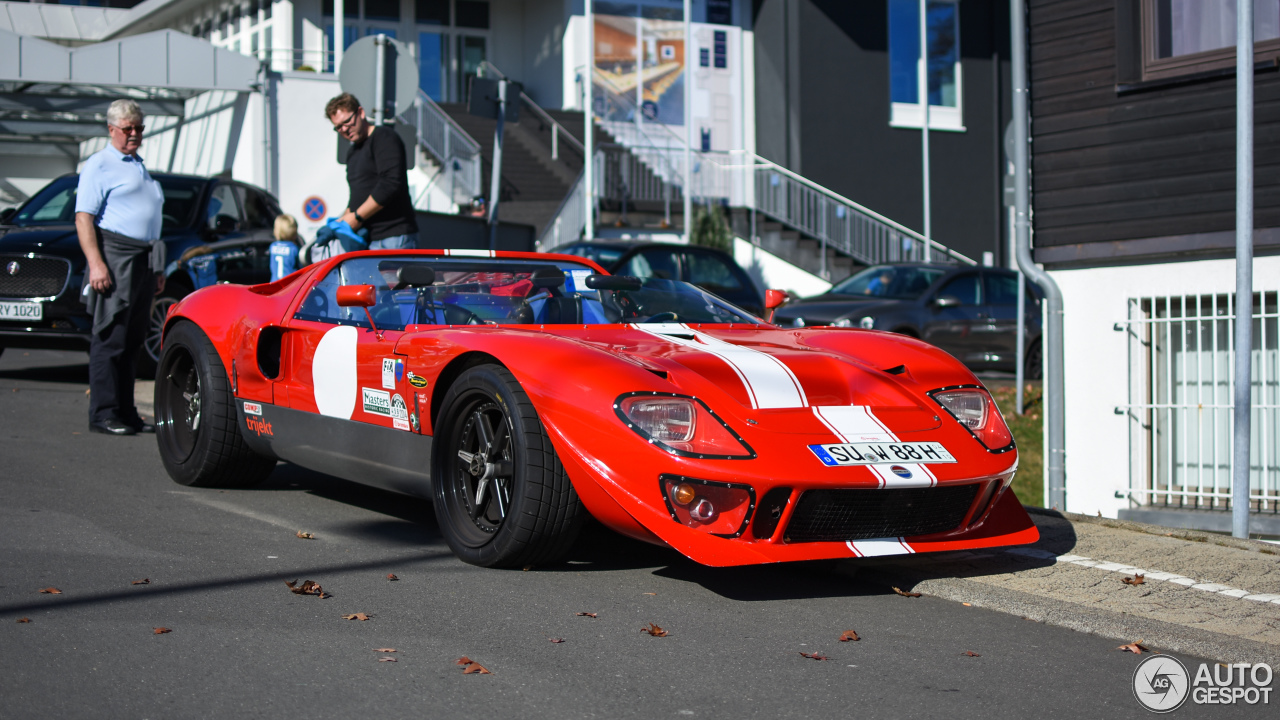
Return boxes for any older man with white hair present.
[75,98,166,436]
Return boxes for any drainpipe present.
[1010,0,1065,510]
[1233,0,1254,539]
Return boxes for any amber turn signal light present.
[671,483,696,506]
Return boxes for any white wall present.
[273,72,353,239]
[733,235,830,298]
[1049,255,1280,518]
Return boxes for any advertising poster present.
[592,1,686,132]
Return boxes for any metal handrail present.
[479,61,584,160]
[401,89,482,206]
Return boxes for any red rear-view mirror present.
[765,289,787,310]
[336,284,377,308]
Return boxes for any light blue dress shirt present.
[75,144,164,242]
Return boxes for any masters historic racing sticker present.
[363,387,392,416]
[391,394,410,431]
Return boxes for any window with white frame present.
[888,0,963,132]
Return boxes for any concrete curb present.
[873,571,1280,669]
[1025,505,1279,555]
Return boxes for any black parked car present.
[0,173,282,373]
[550,240,764,316]
[772,264,1044,377]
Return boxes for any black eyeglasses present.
[113,124,145,135]
[331,113,359,133]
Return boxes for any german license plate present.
[0,300,41,322]
[808,441,956,466]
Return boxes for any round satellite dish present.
[339,34,419,119]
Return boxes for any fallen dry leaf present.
[549,637,565,643]
[296,531,315,540]
[84,388,90,395]
[839,630,860,642]
[457,657,492,674]
[16,618,31,624]
[642,592,657,596]
[799,652,829,661]
[576,612,598,618]
[891,586,922,598]
[386,574,399,581]
[962,602,972,606]
[1122,574,1146,586]
[963,651,981,657]
[131,579,150,585]
[342,613,371,621]
[379,657,397,662]
[1118,640,1151,655]
[153,627,172,634]
[640,623,668,637]
[374,648,397,653]
[285,579,330,599]
[38,587,61,595]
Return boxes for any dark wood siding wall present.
[1030,0,1280,257]
[754,0,1011,266]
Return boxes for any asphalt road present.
[0,349,1267,718]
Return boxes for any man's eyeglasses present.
[331,113,359,133]
[112,124,145,135]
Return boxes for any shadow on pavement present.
[0,362,89,384]
[0,552,457,617]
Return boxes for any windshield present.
[8,175,204,232]
[294,256,760,331]
[828,265,946,300]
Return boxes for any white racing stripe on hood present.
[634,323,807,409]
[846,538,914,557]
[812,405,937,488]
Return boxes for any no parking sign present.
[302,196,326,222]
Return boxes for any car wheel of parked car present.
[1025,338,1044,380]
[137,292,184,379]
[155,320,275,488]
[434,364,585,568]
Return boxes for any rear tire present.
[1025,338,1043,380]
[155,320,275,487]
[433,364,585,568]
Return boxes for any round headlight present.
[791,317,806,328]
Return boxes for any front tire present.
[433,364,585,567]
[155,320,275,487]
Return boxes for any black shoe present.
[89,418,138,436]
[125,418,155,434]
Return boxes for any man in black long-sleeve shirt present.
[325,93,419,249]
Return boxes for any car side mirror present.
[336,284,382,339]
[933,295,961,309]
[213,214,239,234]
[0,207,14,225]
[764,289,787,323]
[336,284,377,307]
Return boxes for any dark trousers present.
[88,254,154,423]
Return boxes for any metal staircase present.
[409,61,976,279]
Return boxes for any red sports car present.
[154,249,1038,567]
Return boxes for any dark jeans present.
[88,254,154,424]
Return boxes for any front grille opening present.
[784,484,980,543]
[751,487,792,540]
[0,255,71,298]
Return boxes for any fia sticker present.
[362,387,392,416]
[382,358,397,389]
[391,394,410,431]
[243,401,263,416]
[407,371,428,389]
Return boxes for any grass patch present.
[990,384,1043,507]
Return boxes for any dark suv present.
[0,173,282,373]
